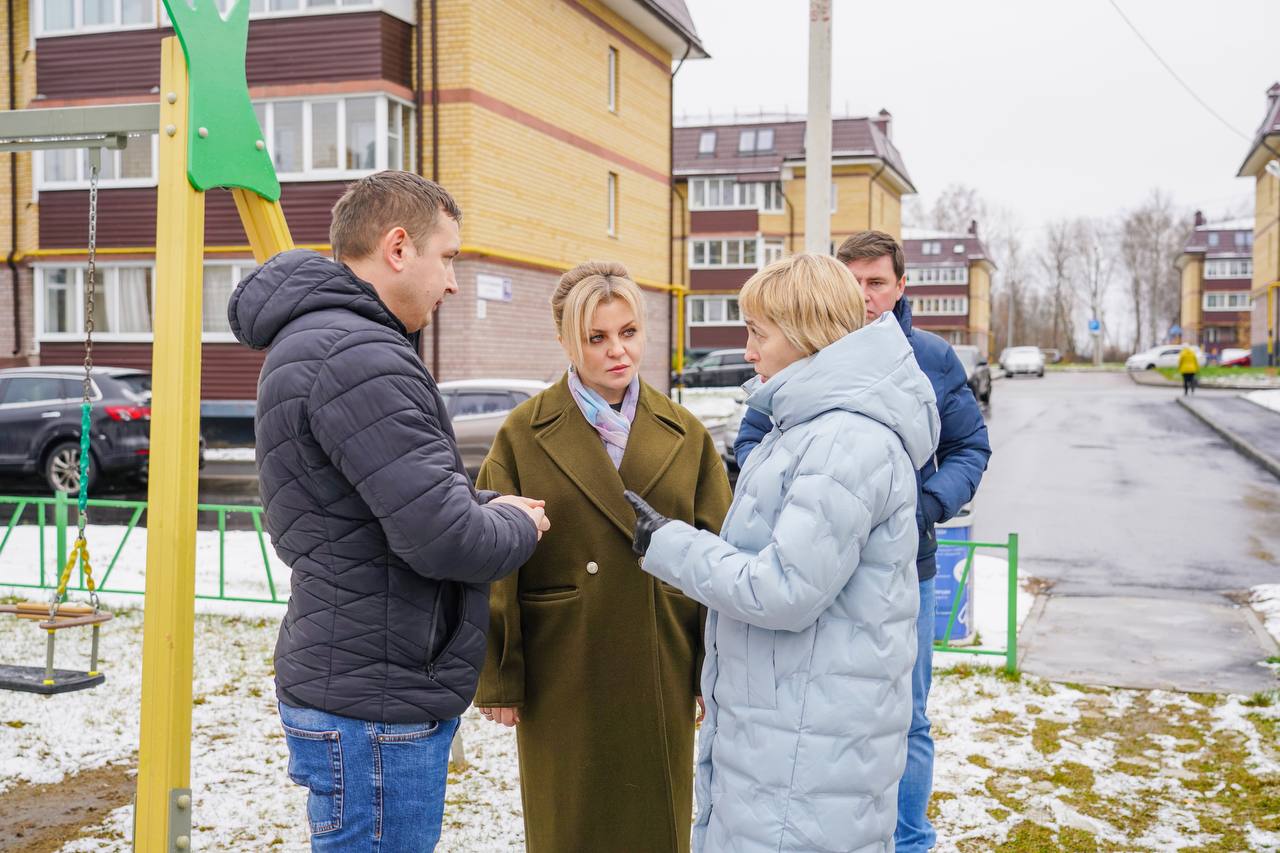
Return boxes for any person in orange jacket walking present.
[1178,345,1200,395]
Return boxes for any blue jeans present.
[895,576,936,852]
[278,701,460,852]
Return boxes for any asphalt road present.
[976,372,1280,693]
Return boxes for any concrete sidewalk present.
[1179,393,1280,480]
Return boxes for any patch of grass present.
[1243,691,1278,708]
[3,720,26,728]
[1062,682,1111,695]
[996,821,1056,851]
[1026,704,1043,715]
[1057,827,1100,852]
[1032,719,1067,756]
[1265,656,1280,665]
[977,709,1017,725]
[968,754,993,769]
[1188,693,1221,708]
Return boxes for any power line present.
[1107,0,1252,143]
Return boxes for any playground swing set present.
[0,0,295,848]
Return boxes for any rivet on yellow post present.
[134,36,205,853]
[232,187,294,263]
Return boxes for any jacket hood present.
[892,294,914,336]
[228,249,406,350]
[744,313,940,468]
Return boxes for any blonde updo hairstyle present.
[739,253,867,355]
[551,261,645,368]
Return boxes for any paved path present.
[976,373,1280,694]
[1180,393,1280,478]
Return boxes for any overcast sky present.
[674,0,1280,235]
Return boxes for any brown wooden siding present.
[906,284,971,297]
[36,12,411,99]
[689,326,747,350]
[39,342,264,400]
[1202,278,1252,291]
[690,210,759,233]
[39,181,351,247]
[689,268,752,292]
[911,316,967,330]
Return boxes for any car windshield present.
[115,373,153,402]
[1009,347,1039,356]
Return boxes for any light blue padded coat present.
[642,314,941,852]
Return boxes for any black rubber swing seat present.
[0,664,105,695]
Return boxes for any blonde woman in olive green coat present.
[475,261,732,853]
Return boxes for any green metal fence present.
[1,493,1021,673]
[934,533,1020,674]
[0,491,282,605]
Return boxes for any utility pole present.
[804,0,832,255]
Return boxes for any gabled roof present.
[673,116,914,193]
[902,229,995,268]
[1237,82,1280,177]
[1181,217,1254,257]
[601,0,707,60]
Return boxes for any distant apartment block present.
[672,111,915,354]
[1177,212,1254,356]
[902,223,995,358]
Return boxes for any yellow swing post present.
[134,35,292,852]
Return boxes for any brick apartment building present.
[0,0,704,417]
[1177,212,1254,357]
[1238,82,1280,365]
[901,223,995,358]
[671,112,915,355]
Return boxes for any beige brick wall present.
[1252,171,1279,355]
[969,262,992,358]
[1179,257,1203,344]
[433,258,671,390]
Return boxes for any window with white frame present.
[906,266,968,285]
[252,95,412,179]
[736,128,774,153]
[687,296,742,326]
[202,263,259,335]
[607,172,618,236]
[1203,292,1251,311]
[1207,233,1220,247]
[690,238,758,268]
[38,265,154,338]
[689,177,754,210]
[918,241,943,256]
[760,181,784,213]
[39,0,153,35]
[1203,259,1252,279]
[37,135,156,189]
[156,0,381,28]
[1235,231,1253,248]
[698,131,716,155]
[947,330,967,345]
[762,239,785,265]
[909,296,969,316]
[607,47,618,113]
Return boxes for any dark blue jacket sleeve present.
[733,405,773,469]
[921,347,991,524]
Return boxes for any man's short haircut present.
[329,171,461,262]
[739,253,866,356]
[551,260,644,368]
[836,230,905,281]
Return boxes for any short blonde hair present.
[739,253,867,355]
[551,261,644,367]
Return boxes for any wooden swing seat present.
[0,601,114,630]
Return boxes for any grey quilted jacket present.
[230,249,538,723]
[642,314,940,852]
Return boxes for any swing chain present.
[83,151,98,455]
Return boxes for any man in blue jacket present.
[734,230,990,852]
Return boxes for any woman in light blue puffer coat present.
[626,253,940,852]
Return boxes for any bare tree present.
[1076,218,1114,363]
[1119,191,1186,351]
[1040,219,1079,358]
[1119,213,1146,351]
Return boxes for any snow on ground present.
[1252,584,1280,649]
[1,529,1275,850]
[1248,388,1280,415]
[202,447,257,462]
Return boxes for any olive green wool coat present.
[475,376,732,853]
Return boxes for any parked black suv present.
[677,349,756,388]
[0,366,204,493]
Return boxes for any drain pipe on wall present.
[668,42,691,392]
[7,0,21,361]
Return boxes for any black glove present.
[624,490,672,557]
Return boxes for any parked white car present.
[1124,345,1205,371]
[437,378,549,476]
[1002,346,1046,377]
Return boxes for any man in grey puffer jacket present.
[229,172,547,852]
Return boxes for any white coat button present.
[586,561,599,575]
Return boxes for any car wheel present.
[1037,369,1045,377]
[1145,364,1155,370]
[44,440,96,496]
